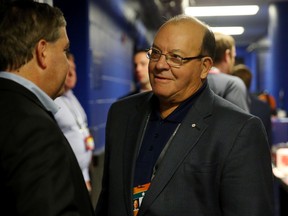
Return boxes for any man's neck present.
[213,63,229,74]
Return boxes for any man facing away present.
[95,14,274,216]
[207,32,250,112]
[0,1,95,215]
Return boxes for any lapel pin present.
[191,123,196,128]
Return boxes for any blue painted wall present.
[268,2,288,111]
[54,0,149,154]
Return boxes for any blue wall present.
[54,0,149,154]
[268,2,288,111]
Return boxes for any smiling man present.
[96,15,274,216]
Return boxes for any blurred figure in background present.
[258,91,278,116]
[54,52,94,192]
[120,49,152,98]
[207,32,249,112]
[232,64,272,145]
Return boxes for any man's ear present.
[224,49,231,62]
[200,57,213,79]
[35,39,48,69]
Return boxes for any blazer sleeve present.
[3,113,87,216]
[220,116,274,215]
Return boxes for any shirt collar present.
[151,81,207,123]
[0,72,59,114]
[209,67,221,74]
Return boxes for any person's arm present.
[54,96,93,190]
[6,114,81,216]
[225,76,250,112]
[220,116,274,215]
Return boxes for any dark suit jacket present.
[96,84,274,216]
[0,78,95,216]
[249,93,272,145]
[119,89,140,99]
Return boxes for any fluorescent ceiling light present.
[211,27,245,35]
[185,5,259,16]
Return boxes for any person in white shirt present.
[54,52,94,192]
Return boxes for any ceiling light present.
[211,27,245,35]
[185,5,259,16]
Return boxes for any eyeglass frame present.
[146,47,206,68]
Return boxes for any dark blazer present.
[249,93,272,145]
[119,89,140,99]
[96,84,274,216]
[0,78,95,216]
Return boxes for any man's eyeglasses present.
[146,47,205,68]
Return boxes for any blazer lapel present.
[122,93,154,214]
[138,87,214,216]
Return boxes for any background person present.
[231,64,272,145]
[0,1,95,215]
[207,32,249,112]
[54,52,94,192]
[258,91,278,116]
[95,15,273,216]
[120,49,152,98]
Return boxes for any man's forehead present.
[158,21,204,37]
[154,22,204,48]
